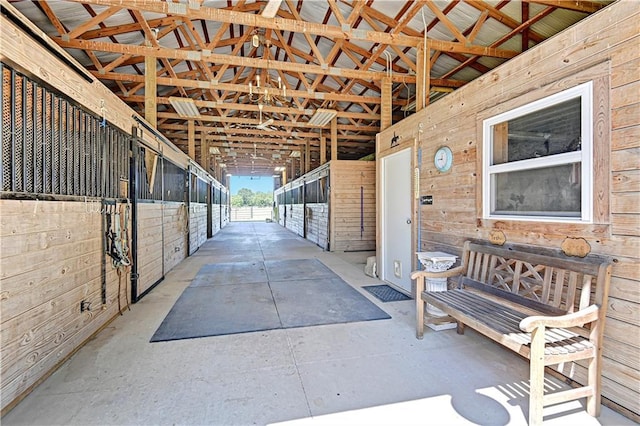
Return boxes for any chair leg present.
[529,326,545,426]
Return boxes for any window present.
[483,82,593,222]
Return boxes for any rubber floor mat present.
[363,285,411,302]
[151,259,391,342]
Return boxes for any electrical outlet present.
[393,260,402,278]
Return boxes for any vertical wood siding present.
[330,161,376,252]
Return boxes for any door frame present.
[376,136,418,296]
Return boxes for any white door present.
[381,148,413,293]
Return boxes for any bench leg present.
[586,355,601,416]
[456,321,465,335]
[529,326,545,426]
[416,296,425,339]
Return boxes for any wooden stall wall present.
[377,2,639,419]
[0,5,229,415]
[329,161,376,252]
[189,203,207,254]
[284,182,304,237]
[163,203,188,273]
[0,200,130,414]
[305,203,329,250]
[136,203,164,296]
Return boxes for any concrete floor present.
[2,222,634,426]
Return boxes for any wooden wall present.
[0,5,228,414]
[0,199,129,413]
[188,203,208,255]
[330,161,376,252]
[377,2,639,419]
[305,203,329,250]
[136,203,164,297]
[274,160,375,251]
[163,203,189,274]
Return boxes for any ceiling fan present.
[250,143,270,161]
[255,104,274,131]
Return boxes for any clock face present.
[434,146,453,172]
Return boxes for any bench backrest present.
[458,241,612,316]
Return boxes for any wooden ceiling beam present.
[95,71,409,105]
[67,0,519,58]
[156,113,380,132]
[68,0,422,46]
[121,95,380,120]
[523,0,607,13]
[54,37,417,83]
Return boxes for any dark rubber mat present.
[363,285,411,302]
[151,259,390,342]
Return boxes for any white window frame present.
[482,82,593,223]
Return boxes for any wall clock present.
[434,146,453,172]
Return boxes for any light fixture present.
[274,166,286,172]
[261,0,282,18]
[248,73,289,107]
[308,109,337,127]
[209,146,220,155]
[168,97,200,118]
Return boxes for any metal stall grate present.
[0,64,130,198]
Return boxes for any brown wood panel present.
[163,204,188,273]
[137,204,164,295]
[379,2,640,417]
[611,54,640,88]
[0,200,128,414]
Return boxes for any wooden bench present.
[411,241,611,426]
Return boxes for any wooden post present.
[299,147,305,175]
[330,117,338,161]
[282,168,287,185]
[144,42,157,127]
[188,120,195,160]
[144,43,158,191]
[380,76,392,131]
[200,131,208,171]
[320,134,326,165]
[305,140,311,173]
[415,41,427,112]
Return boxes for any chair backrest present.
[459,241,611,315]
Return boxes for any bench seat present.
[411,240,611,425]
[426,288,595,362]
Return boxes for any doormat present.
[150,259,391,342]
[363,285,411,302]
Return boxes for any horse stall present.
[0,61,228,413]
[274,160,375,251]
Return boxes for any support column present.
[144,42,157,127]
[299,147,305,175]
[305,140,311,173]
[188,120,195,160]
[380,76,393,131]
[416,41,429,112]
[320,134,326,165]
[330,117,338,161]
[200,131,208,171]
[144,44,158,192]
[282,168,287,185]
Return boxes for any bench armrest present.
[411,265,465,281]
[519,304,600,332]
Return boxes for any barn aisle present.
[2,223,633,426]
